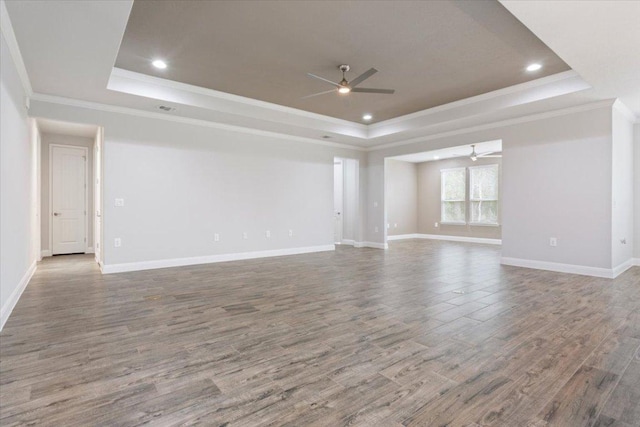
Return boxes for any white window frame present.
[468,164,499,226]
[440,167,467,225]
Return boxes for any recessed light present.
[526,63,542,72]
[362,114,373,121]
[434,155,440,160]
[152,59,167,69]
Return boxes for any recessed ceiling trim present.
[109,67,367,134]
[0,0,32,96]
[108,67,591,145]
[29,92,368,152]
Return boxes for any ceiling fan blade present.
[349,68,377,87]
[477,151,496,157]
[351,88,395,94]
[307,73,340,88]
[301,89,336,99]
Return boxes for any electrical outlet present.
[214,233,219,242]
[243,232,248,239]
[435,222,439,228]
[114,238,121,247]
[394,223,398,228]
[373,201,378,208]
[374,226,379,233]
[265,230,271,238]
[387,223,390,229]
[549,237,557,247]
[289,229,293,237]
[114,198,124,207]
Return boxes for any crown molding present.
[0,0,33,96]
[29,93,367,152]
[368,99,615,151]
[612,99,639,123]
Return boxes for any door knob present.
[53,212,61,216]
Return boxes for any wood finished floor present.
[1,241,639,427]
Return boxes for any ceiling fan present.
[303,65,395,99]
[469,144,502,161]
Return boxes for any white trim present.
[340,239,356,246]
[111,68,366,130]
[30,93,367,152]
[0,260,36,331]
[85,246,94,254]
[368,99,614,151]
[48,144,89,255]
[501,257,615,279]
[387,234,421,241]
[0,0,33,96]
[612,99,639,123]
[353,241,389,249]
[632,258,640,266]
[41,250,51,257]
[612,259,635,278]
[101,245,335,274]
[370,71,583,130]
[414,234,501,245]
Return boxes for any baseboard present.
[0,260,37,332]
[389,234,502,245]
[353,241,389,250]
[41,249,51,257]
[387,234,421,241]
[633,258,640,266]
[340,239,355,246]
[101,244,336,274]
[501,257,618,279]
[85,247,94,254]
[612,259,636,278]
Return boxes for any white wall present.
[385,159,418,236]
[611,106,635,268]
[29,100,366,270]
[635,123,640,260]
[0,31,38,329]
[368,105,614,271]
[40,133,95,254]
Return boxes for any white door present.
[334,160,343,243]
[51,145,86,254]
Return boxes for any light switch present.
[115,198,124,207]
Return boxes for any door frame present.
[48,143,89,255]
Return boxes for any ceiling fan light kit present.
[304,64,396,100]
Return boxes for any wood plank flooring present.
[1,240,639,426]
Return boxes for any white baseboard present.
[101,244,335,274]
[388,233,501,245]
[633,258,640,266]
[387,234,421,241]
[340,239,355,246]
[41,249,51,257]
[353,241,389,250]
[85,247,94,254]
[612,259,636,278]
[0,260,37,332]
[501,257,623,279]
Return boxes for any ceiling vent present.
[158,105,176,112]
[322,135,332,139]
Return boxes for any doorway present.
[333,157,360,245]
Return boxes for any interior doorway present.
[37,118,102,263]
[333,157,360,245]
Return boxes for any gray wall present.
[417,156,502,239]
[635,123,640,259]
[29,100,366,268]
[611,108,635,267]
[385,159,418,236]
[369,105,614,269]
[40,133,95,252]
[1,32,38,329]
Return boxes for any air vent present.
[158,105,176,112]
[322,135,332,139]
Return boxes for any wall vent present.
[158,105,176,112]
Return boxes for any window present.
[441,168,466,224]
[469,164,499,225]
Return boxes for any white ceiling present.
[501,0,640,117]
[3,0,637,151]
[390,140,502,163]
[36,118,98,138]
